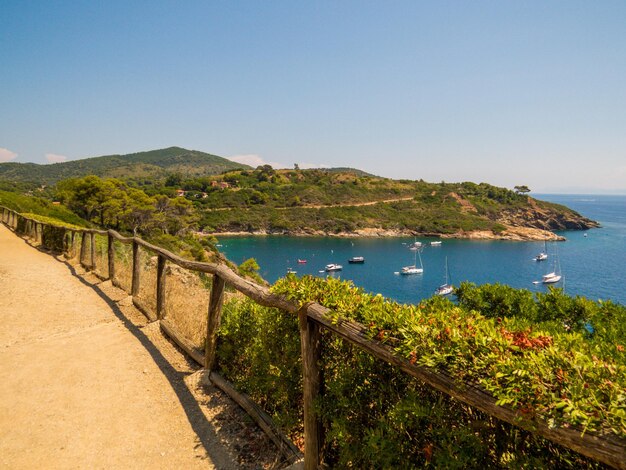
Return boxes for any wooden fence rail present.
[1,205,625,469]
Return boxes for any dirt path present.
[0,224,275,469]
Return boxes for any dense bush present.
[216,276,623,467]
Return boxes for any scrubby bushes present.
[216,276,624,467]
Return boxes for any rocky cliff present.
[494,198,600,231]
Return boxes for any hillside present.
[184,168,599,240]
[0,190,89,227]
[0,147,250,186]
[1,151,599,240]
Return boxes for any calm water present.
[218,195,626,305]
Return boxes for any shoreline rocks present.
[206,224,574,241]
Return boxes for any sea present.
[217,195,626,306]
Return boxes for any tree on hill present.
[514,185,531,194]
[55,175,197,235]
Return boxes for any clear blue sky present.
[1,1,625,193]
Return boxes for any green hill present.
[0,147,251,186]
[178,168,599,239]
[1,149,599,240]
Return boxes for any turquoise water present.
[218,195,626,305]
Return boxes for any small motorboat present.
[348,256,365,264]
[297,259,307,264]
[408,237,422,250]
[430,241,442,246]
[534,241,548,261]
[286,268,297,274]
[325,264,343,272]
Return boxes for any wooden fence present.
[1,206,625,469]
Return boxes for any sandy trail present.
[0,224,240,469]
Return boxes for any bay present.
[218,194,626,305]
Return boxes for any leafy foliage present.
[0,190,88,227]
[55,176,197,236]
[216,275,623,467]
[170,169,593,235]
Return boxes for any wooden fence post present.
[69,231,75,257]
[299,305,323,470]
[205,274,225,372]
[90,232,96,269]
[131,239,140,297]
[156,254,167,319]
[79,232,87,266]
[107,233,115,281]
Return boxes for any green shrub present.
[214,276,619,467]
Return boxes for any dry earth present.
[0,224,286,469]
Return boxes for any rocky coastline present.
[202,196,599,242]
[207,224,578,241]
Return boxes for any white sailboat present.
[435,257,454,296]
[400,248,423,275]
[541,244,562,284]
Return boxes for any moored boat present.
[348,256,365,264]
[325,263,343,272]
[408,237,422,250]
[401,266,423,275]
[540,244,562,284]
[542,272,562,284]
[435,257,454,295]
[400,249,423,275]
[435,284,454,296]
[534,241,548,261]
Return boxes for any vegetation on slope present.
[0,147,250,186]
[1,146,597,238]
[1,146,597,237]
[0,190,88,227]
[168,167,595,235]
[217,276,624,467]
